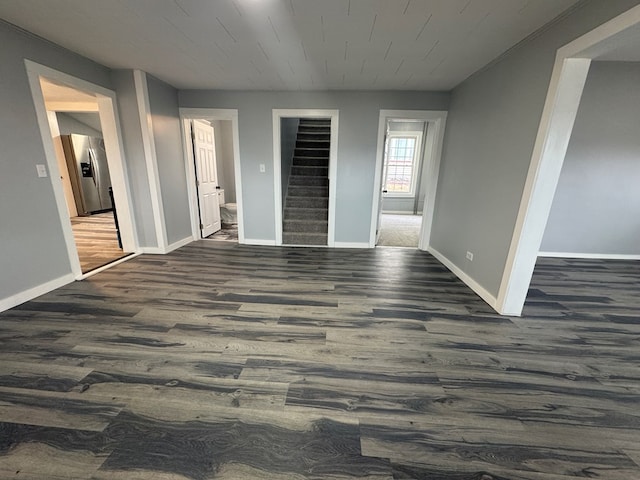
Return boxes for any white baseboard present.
[80,253,141,279]
[243,238,277,246]
[0,273,75,313]
[538,251,640,260]
[166,236,194,253]
[334,242,370,249]
[427,246,500,313]
[139,246,165,254]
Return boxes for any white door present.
[192,120,221,237]
[376,125,391,244]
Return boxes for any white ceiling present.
[1,0,583,90]
[40,78,99,111]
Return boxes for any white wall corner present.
[133,69,168,251]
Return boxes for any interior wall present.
[178,90,449,243]
[541,61,640,256]
[280,118,299,207]
[0,19,113,303]
[211,119,236,204]
[110,69,156,248]
[56,112,102,137]
[146,74,192,246]
[429,0,640,298]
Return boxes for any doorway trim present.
[272,109,339,247]
[179,108,244,243]
[25,60,139,279]
[496,4,640,315]
[370,110,448,249]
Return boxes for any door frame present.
[370,110,448,249]
[272,109,339,247]
[25,60,139,279]
[179,108,244,243]
[496,4,640,315]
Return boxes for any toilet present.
[218,189,237,225]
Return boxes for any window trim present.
[382,132,423,198]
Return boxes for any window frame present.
[382,132,423,198]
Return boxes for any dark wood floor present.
[70,212,128,273]
[0,242,638,479]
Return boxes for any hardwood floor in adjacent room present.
[70,212,129,273]
[0,242,638,479]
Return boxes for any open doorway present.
[26,61,138,278]
[180,109,243,244]
[370,110,448,250]
[273,109,339,247]
[43,95,129,273]
[377,120,427,248]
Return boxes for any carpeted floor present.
[376,213,422,247]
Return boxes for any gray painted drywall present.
[146,75,192,246]
[56,112,102,137]
[178,90,449,243]
[111,69,156,248]
[541,61,640,255]
[211,120,236,204]
[0,20,113,302]
[430,0,640,297]
[382,121,427,213]
[280,118,299,207]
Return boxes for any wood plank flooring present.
[70,213,128,273]
[0,242,638,479]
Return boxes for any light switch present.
[36,164,48,178]
[259,164,266,173]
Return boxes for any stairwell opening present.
[280,117,332,246]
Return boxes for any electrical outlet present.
[36,164,48,178]
[259,164,266,173]
[466,251,474,261]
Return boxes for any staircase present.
[282,118,330,245]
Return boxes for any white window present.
[383,133,422,196]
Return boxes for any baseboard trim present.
[140,246,165,254]
[427,246,500,313]
[0,273,75,313]
[334,242,370,249]
[538,251,640,260]
[166,236,194,253]
[80,253,141,279]
[243,238,277,246]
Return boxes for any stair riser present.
[297,133,330,141]
[296,140,330,149]
[295,148,330,158]
[299,119,331,126]
[287,186,329,197]
[293,157,329,167]
[291,166,328,176]
[284,209,328,221]
[286,197,328,208]
[289,176,329,187]
[282,233,328,245]
[283,220,328,233]
[298,127,330,135]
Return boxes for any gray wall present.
[430,0,640,297]
[0,20,113,301]
[146,75,192,245]
[111,69,157,248]
[178,90,449,243]
[211,119,236,204]
[56,112,102,137]
[280,117,299,207]
[541,61,640,255]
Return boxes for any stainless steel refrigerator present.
[61,134,113,216]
